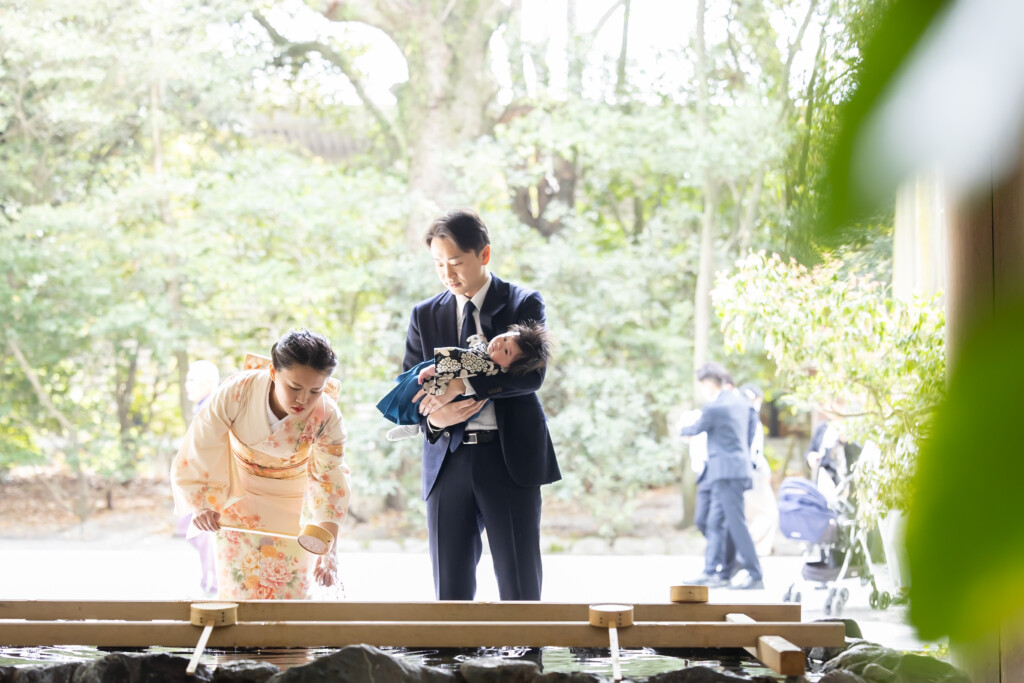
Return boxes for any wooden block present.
[726,612,806,676]
[755,635,805,676]
[669,585,709,603]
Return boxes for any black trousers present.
[706,478,762,581]
[694,481,736,576]
[426,439,543,600]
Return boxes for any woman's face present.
[270,364,332,416]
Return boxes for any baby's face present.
[487,332,523,368]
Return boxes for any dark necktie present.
[460,300,476,347]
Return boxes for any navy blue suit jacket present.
[402,274,561,499]
[680,388,756,485]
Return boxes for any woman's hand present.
[417,365,436,384]
[314,551,338,587]
[192,509,221,532]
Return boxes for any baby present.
[377,321,552,440]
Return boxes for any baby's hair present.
[505,320,552,375]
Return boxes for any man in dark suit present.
[402,209,561,600]
[679,362,763,589]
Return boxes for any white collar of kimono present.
[455,272,492,315]
[266,388,287,432]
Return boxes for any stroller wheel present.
[878,591,892,610]
[792,590,802,605]
[833,589,848,617]
[782,585,793,602]
[824,587,836,615]
[831,593,847,618]
[869,590,879,609]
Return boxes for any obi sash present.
[230,432,310,480]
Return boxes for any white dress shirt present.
[454,275,498,431]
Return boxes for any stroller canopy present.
[777,476,838,545]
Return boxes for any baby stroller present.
[776,474,892,616]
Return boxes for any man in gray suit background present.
[679,362,763,590]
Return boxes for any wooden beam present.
[0,620,844,650]
[0,600,801,624]
[726,612,806,676]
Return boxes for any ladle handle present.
[218,524,297,539]
[186,623,214,676]
[609,625,622,681]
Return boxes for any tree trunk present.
[7,337,93,522]
[691,0,714,390]
[693,181,717,378]
[320,2,505,246]
[115,347,140,476]
[680,0,716,529]
[739,170,764,254]
[615,0,631,97]
[148,12,192,428]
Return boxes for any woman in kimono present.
[171,329,351,600]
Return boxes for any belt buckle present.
[464,432,479,445]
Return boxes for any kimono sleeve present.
[302,401,351,527]
[434,345,501,382]
[170,374,246,516]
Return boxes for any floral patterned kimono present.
[171,360,350,600]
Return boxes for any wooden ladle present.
[588,603,634,681]
[206,522,334,555]
[186,602,238,676]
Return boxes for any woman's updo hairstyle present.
[270,329,337,374]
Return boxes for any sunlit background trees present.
[1,0,920,537]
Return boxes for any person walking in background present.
[679,362,763,589]
[174,359,221,595]
[739,384,778,557]
[400,209,560,601]
[171,329,351,599]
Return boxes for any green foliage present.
[714,250,945,525]
[803,0,1024,644]
[821,0,950,239]
[906,298,1024,642]
[491,221,694,536]
[1,0,878,538]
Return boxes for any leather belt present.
[462,430,498,445]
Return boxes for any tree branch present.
[6,337,78,442]
[783,0,820,88]
[252,10,405,159]
[591,0,626,38]
[615,0,631,96]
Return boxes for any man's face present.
[430,236,490,298]
[699,378,721,402]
